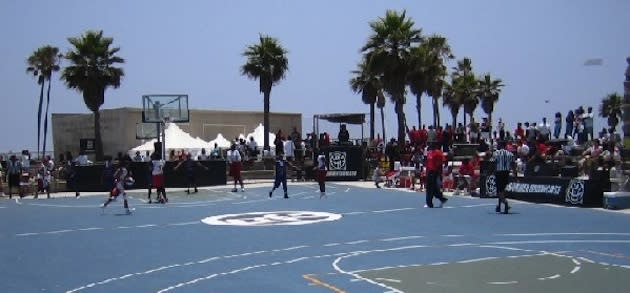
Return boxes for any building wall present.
[52,108,301,160]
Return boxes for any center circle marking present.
[201,211,342,226]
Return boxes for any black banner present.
[72,160,227,192]
[480,175,605,207]
[322,146,364,181]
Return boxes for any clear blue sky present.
[1,0,628,152]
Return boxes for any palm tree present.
[61,30,125,161]
[27,45,61,158]
[377,89,387,140]
[362,10,421,148]
[451,58,478,126]
[423,35,453,127]
[476,73,504,134]
[350,58,381,141]
[241,35,289,151]
[442,79,462,127]
[600,93,623,131]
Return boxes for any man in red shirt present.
[425,143,449,208]
[456,158,475,194]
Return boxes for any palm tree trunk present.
[433,97,440,127]
[488,111,493,140]
[94,110,104,161]
[42,79,52,157]
[463,110,467,129]
[369,102,375,142]
[263,91,270,151]
[37,81,45,158]
[396,100,406,152]
[452,111,457,129]
[380,107,386,141]
[416,95,422,128]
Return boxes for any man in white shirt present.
[247,137,258,159]
[283,138,295,161]
[582,107,594,141]
[537,118,551,141]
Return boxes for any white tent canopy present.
[129,122,282,159]
[208,133,232,148]
[245,123,276,148]
[129,123,214,159]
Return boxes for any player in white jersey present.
[101,160,134,214]
[149,153,168,203]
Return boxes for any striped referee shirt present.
[493,149,514,172]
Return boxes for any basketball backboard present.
[136,123,159,139]
[142,94,190,123]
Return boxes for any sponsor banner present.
[480,175,603,206]
[322,146,363,181]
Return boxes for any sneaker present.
[231,188,238,192]
[424,204,433,208]
[503,205,511,214]
[126,208,135,215]
[319,192,325,199]
[495,205,501,213]
[284,193,289,199]
[269,191,273,198]
[194,188,198,193]
[148,200,152,204]
[186,190,190,194]
[440,198,448,207]
[241,188,245,192]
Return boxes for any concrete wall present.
[52,108,301,160]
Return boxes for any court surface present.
[1,182,630,292]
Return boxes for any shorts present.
[8,174,20,188]
[229,162,242,180]
[495,171,510,193]
[316,169,327,182]
[152,174,165,188]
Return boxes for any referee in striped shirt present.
[492,140,516,214]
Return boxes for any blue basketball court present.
[1,182,629,292]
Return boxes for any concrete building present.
[52,108,301,159]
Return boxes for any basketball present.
[125,177,135,186]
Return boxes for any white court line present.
[537,274,560,280]
[167,221,200,226]
[458,257,498,264]
[488,281,518,285]
[490,240,630,245]
[372,208,416,213]
[44,229,73,234]
[375,278,401,283]
[324,243,341,247]
[16,232,39,237]
[462,203,496,208]
[497,232,630,237]
[78,227,104,231]
[344,211,367,215]
[379,236,424,242]
[345,240,369,245]
[570,266,581,274]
